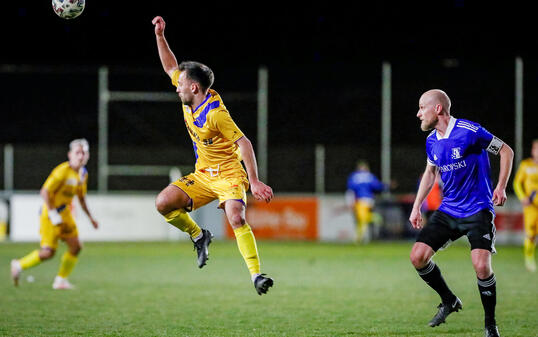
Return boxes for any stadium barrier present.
[0,197,7,242]
[9,194,175,242]
[224,197,319,240]
[7,193,524,244]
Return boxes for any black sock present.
[416,260,455,304]
[477,274,497,327]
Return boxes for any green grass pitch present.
[1,240,536,336]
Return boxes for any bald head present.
[417,89,453,132]
[420,89,451,115]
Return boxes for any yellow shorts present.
[354,200,373,225]
[39,206,78,250]
[171,170,249,211]
[523,205,538,238]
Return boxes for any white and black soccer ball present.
[52,0,85,20]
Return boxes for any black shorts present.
[416,209,496,253]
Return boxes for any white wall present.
[318,196,355,241]
[8,193,523,244]
[9,193,223,242]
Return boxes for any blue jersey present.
[425,117,504,218]
[347,170,385,200]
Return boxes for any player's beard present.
[421,117,438,131]
[178,94,192,106]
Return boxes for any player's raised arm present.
[152,16,178,77]
[409,164,438,229]
[236,136,273,203]
[492,143,514,206]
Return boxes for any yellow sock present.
[357,222,367,242]
[234,223,260,276]
[524,237,535,260]
[58,252,78,278]
[164,209,202,239]
[19,250,42,270]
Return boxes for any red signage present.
[225,197,318,240]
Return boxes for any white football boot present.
[10,260,22,287]
[525,257,536,272]
[52,276,75,290]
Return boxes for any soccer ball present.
[52,0,85,20]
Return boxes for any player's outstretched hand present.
[409,207,423,229]
[492,187,507,206]
[251,180,273,203]
[90,217,99,230]
[152,16,165,36]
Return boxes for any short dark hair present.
[179,61,214,92]
[356,159,369,170]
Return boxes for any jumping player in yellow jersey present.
[152,16,274,295]
[10,139,99,289]
[513,139,538,272]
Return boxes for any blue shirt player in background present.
[346,160,386,243]
[409,90,513,337]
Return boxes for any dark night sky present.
[2,2,536,68]
[2,1,537,192]
[1,1,537,148]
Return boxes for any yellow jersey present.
[42,162,87,210]
[171,70,245,175]
[513,158,538,201]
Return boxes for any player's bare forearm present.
[236,136,273,202]
[156,35,178,76]
[496,143,514,191]
[409,166,437,229]
[412,165,437,211]
[236,136,259,183]
[78,197,90,218]
[492,143,514,206]
[40,187,55,211]
[152,16,178,77]
[78,196,98,228]
[41,187,63,225]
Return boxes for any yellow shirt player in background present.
[152,16,274,295]
[10,139,99,289]
[513,139,538,272]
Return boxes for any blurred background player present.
[409,89,513,337]
[513,139,538,272]
[346,160,387,243]
[151,16,274,295]
[10,139,99,289]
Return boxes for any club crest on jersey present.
[451,147,462,159]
